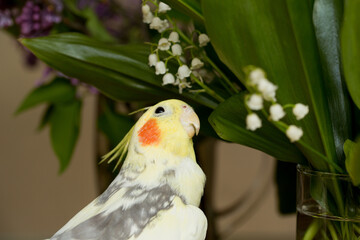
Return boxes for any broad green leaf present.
[275,161,297,214]
[20,33,218,109]
[344,139,360,186]
[342,0,360,110]
[98,104,135,148]
[64,0,116,42]
[37,104,54,131]
[50,99,82,173]
[209,93,306,164]
[313,0,350,165]
[162,0,204,25]
[203,0,340,170]
[16,78,75,114]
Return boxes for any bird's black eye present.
[155,106,165,114]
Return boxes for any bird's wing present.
[134,197,208,240]
[51,183,180,240]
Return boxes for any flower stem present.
[191,74,224,103]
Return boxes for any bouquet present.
[1,0,360,239]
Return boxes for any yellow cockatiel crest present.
[49,99,207,240]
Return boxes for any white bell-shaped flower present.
[150,17,162,29]
[143,12,154,24]
[158,2,171,13]
[171,44,182,56]
[286,125,303,142]
[269,104,285,121]
[293,103,309,120]
[162,73,175,85]
[148,53,158,67]
[246,113,262,131]
[257,78,278,101]
[246,94,263,110]
[142,4,151,14]
[158,38,171,51]
[249,68,265,85]
[155,61,167,75]
[168,31,180,43]
[198,33,210,47]
[191,58,204,70]
[177,65,191,79]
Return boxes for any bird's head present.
[101,99,200,170]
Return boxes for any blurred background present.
[0,31,295,240]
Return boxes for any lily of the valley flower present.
[249,68,266,85]
[246,113,262,131]
[269,104,285,121]
[177,65,191,79]
[168,31,179,43]
[198,33,210,47]
[246,94,263,110]
[155,61,167,75]
[286,125,303,142]
[162,73,175,85]
[158,38,171,51]
[148,53,158,67]
[257,78,278,101]
[191,58,204,70]
[177,79,192,94]
[142,4,150,14]
[150,17,169,33]
[171,44,182,56]
[142,4,153,24]
[293,103,309,120]
[158,2,171,13]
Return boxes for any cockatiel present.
[50,99,207,240]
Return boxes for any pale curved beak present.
[180,106,200,138]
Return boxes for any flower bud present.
[246,94,263,110]
[191,58,204,70]
[162,73,175,85]
[148,53,157,67]
[293,103,309,120]
[155,61,166,75]
[168,31,179,43]
[286,125,303,142]
[198,33,210,47]
[177,65,191,79]
[246,113,262,131]
[171,44,182,56]
[269,104,285,121]
[158,2,171,13]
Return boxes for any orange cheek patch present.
[138,118,161,146]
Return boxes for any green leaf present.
[37,104,54,131]
[162,0,204,25]
[63,0,116,42]
[98,104,135,148]
[313,0,351,164]
[16,78,76,114]
[209,93,306,164]
[20,33,218,109]
[50,99,82,173]
[203,0,342,170]
[344,139,360,186]
[341,0,360,110]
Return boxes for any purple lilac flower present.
[0,9,13,28]
[16,1,61,37]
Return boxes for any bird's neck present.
[122,145,205,206]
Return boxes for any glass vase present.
[296,165,360,240]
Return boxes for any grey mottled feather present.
[51,184,175,240]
